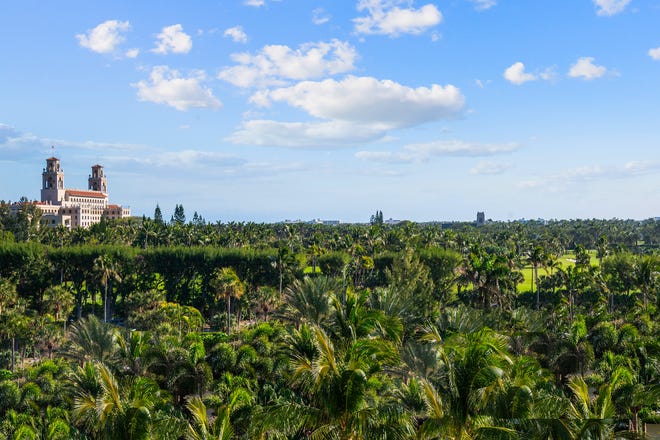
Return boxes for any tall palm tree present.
[274,245,297,296]
[94,255,122,323]
[0,299,29,371]
[460,246,521,311]
[42,285,75,330]
[527,245,546,309]
[596,234,609,267]
[210,268,244,335]
[557,265,591,322]
[634,254,659,307]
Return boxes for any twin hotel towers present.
[13,156,131,229]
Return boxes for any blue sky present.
[1,0,659,222]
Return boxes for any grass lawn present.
[517,250,599,293]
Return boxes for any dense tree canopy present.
[0,209,658,438]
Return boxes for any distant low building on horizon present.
[10,157,130,229]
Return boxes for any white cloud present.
[218,40,358,88]
[593,0,631,16]
[224,26,248,43]
[623,160,660,175]
[125,48,140,58]
[475,79,492,88]
[354,0,442,36]
[0,124,20,144]
[356,140,520,164]
[404,140,520,157]
[469,160,512,175]
[226,120,386,148]
[152,24,192,55]
[0,124,152,162]
[133,66,221,111]
[539,66,558,81]
[468,0,497,11]
[519,161,660,192]
[228,76,464,148]
[244,0,265,6]
[648,47,660,60]
[253,76,465,129]
[354,150,417,163]
[142,150,247,168]
[568,57,608,80]
[76,20,130,54]
[503,62,537,85]
[312,8,331,25]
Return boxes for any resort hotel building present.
[11,157,131,229]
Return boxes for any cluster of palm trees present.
[2,263,657,438]
[0,214,658,438]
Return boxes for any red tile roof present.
[66,189,106,198]
[106,204,120,209]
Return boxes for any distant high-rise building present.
[12,157,130,229]
[476,211,485,226]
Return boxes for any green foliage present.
[317,251,349,277]
[0,218,657,438]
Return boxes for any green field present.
[517,250,599,292]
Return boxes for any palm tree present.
[0,299,29,371]
[274,245,297,296]
[185,396,232,440]
[185,390,252,440]
[461,247,520,310]
[63,315,119,366]
[33,314,64,360]
[557,265,591,322]
[550,315,594,382]
[596,234,609,267]
[94,255,122,323]
[634,254,659,307]
[328,286,403,345]
[566,376,615,440]
[72,361,180,439]
[42,285,75,330]
[258,326,413,439]
[210,268,244,335]
[145,334,212,406]
[278,276,337,327]
[0,278,17,317]
[527,245,546,309]
[418,325,517,439]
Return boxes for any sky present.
[1,0,659,223]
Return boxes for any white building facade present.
[29,157,131,228]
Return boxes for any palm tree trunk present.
[226,295,231,335]
[279,267,283,296]
[11,337,15,372]
[534,265,540,309]
[104,283,108,323]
